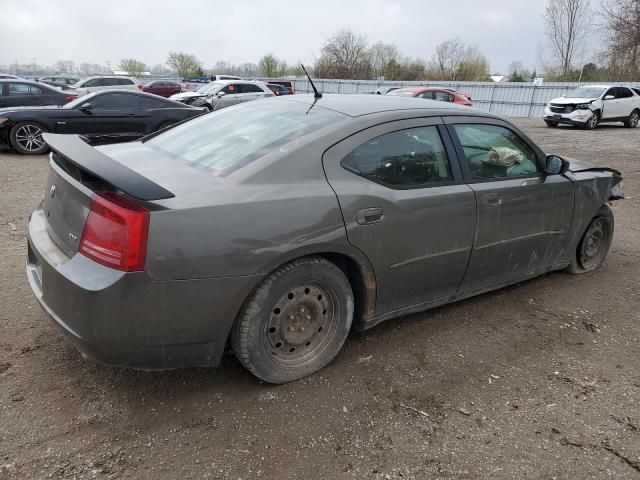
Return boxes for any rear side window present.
[239,84,264,93]
[633,88,640,96]
[7,83,43,95]
[140,96,168,108]
[83,79,102,87]
[146,100,349,177]
[116,78,134,85]
[341,126,453,187]
[452,124,539,179]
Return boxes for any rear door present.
[5,82,45,107]
[323,117,476,316]
[445,117,574,291]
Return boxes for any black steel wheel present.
[231,256,354,384]
[9,122,49,155]
[566,205,614,274]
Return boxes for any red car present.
[387,87,472,106]
[142,80,182,98]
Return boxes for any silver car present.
[169,80,274,111]
[27,95,623,384]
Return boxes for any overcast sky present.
[1,0,558,74]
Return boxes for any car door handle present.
[356,208,384,225]
[481,193,502,206]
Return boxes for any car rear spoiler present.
[43,133,175,201]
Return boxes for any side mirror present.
[79,102,93,111]
[216,91,226,97]
[545,154,569,175]
[604,95,615,100]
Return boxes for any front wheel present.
[624,110,639,128]
[566,206,614,274]
[9,122,49,155]
[584,112,600,130]
[231,257,354,384]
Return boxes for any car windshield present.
[63,92,99,109]
[386,90,417,97]
[196,82,223,94]
[566,87,606,98]
[146,100,350,177]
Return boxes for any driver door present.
[445,117,574,292]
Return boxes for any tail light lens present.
[79,192,150,271]
[65,95,77,101]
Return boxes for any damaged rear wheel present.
[566,205,614,274]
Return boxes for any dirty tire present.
[231,256,354,384]
[624,109,639,128]
[584,111,600,130]
[9,122,49,155]
[566,205,614,275]
[544,120,558,128]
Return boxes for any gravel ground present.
[0,118,639,480]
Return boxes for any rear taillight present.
[65,95,77,101]
[79,192,150,272]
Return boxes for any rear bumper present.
[26,204,260,369]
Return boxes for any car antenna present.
[301,64,322,99]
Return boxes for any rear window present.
[146,100,349,177]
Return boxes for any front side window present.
[452,124,539,179]
[419,91,434,100]
[90,93,138,109]
[341,126,453,187]
[434,91,453,102]
[83,79,102,87]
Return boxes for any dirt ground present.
[0,118,639,480]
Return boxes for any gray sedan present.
[27,95,623,383]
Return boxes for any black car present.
[267,83,291,96]
[38,76,80,90]
[0,79,77,108]
[0,89,206,155]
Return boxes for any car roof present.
[392,86,455,94]
[0,78,59,88]
[281,94,484,117]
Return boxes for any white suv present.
[72,76,142,97]
[544,85,640,129]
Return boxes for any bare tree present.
[543,0,592,79]
[258,54,280,77]
[433,38,466,80]
[369,42,400,78]
[118,58,147,76]
[166,52,203,78]
[55,60,75,74]
[318,29,370,79]
[602,0,640,80]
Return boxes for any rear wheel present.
[9,122,49,155]
[544,120,558,128]
[584,111,600,130]
[231,257,354,384]
[566,205,614,274]
[624,109,639,128]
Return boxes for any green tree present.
[166,52,203,78]
[258,54,280,77]
[118,58,147,76]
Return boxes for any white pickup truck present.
[544,85,640,130]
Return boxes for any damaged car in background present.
[169,80,273,111]
[544,85,640,129]
[26,94,623,384]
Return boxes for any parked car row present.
[169,80,274,110]
[0,89,205,154]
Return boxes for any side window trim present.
[444,118,544,183]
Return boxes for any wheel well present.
[316,252,375,326]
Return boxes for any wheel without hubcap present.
[566,206,614,275]
[231,256,354,384]
[584,112,599,130]
[10,122,49,155]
